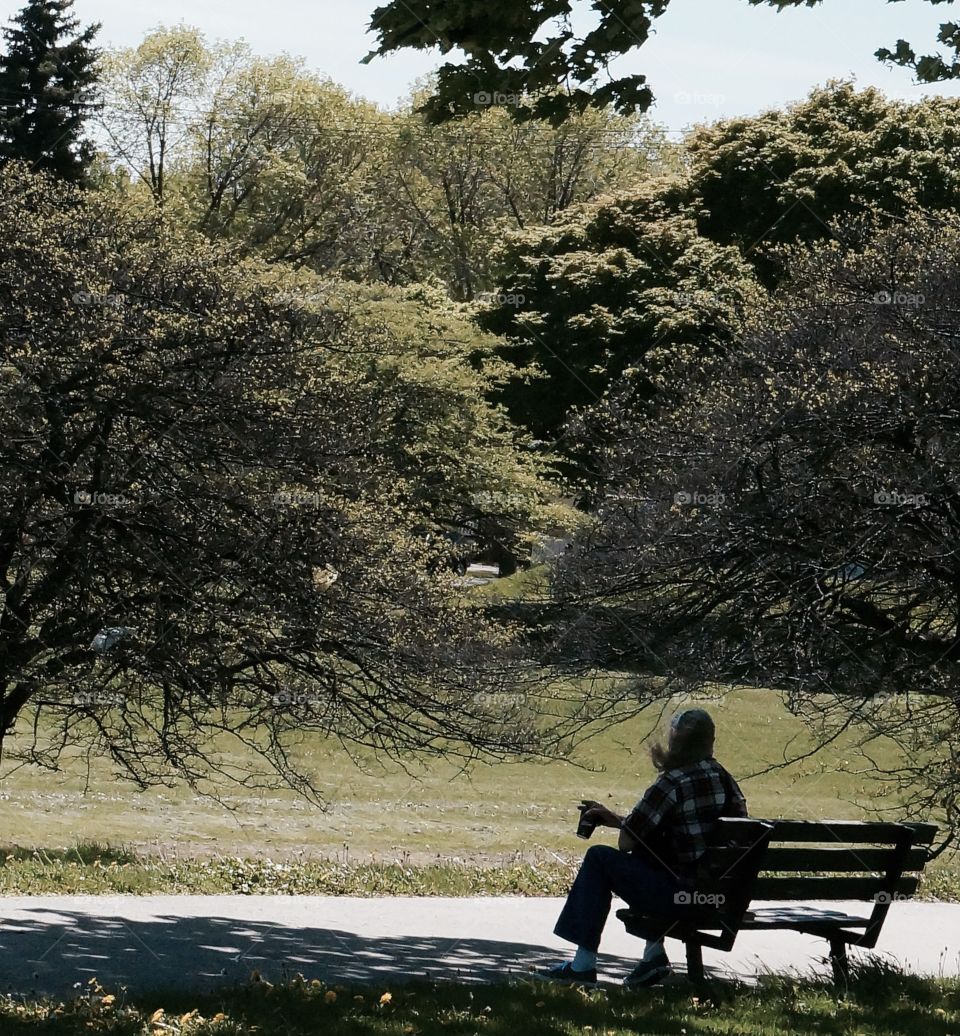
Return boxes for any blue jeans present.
[554,843,685,952]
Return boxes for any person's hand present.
[581,803,621,828]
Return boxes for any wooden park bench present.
[616,817,938,983]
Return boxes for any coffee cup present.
[576,802,597,839]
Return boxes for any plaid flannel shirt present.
[621,757,748,881]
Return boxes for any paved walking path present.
[1,896,958,999]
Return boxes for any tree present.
[365,91,664,300]
[364,0,960,124]
[683,83,960,283]
[479,83,960,443]
[98,25,212,207]
[100,26,382,264]
[0,0,99,181]
[551,214,960,829]
[0,165,598,797]
[478,181,762,442]
[281,276,577,572]
[99,31,668,298]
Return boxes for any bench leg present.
[829,936,849,986]
[685,941,705,983]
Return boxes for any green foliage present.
[554,214,960,825]
[367,87,666,299]
[480,181,762,440]
[365,0,960,124]
[480,83,960,441]
[0,0,100,181]
[278,276,576,566]
[101,27,382,271]
[0,164,582,792]
[685,82,960,281]
[98,30,668,299]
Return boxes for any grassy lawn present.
[1,966,958,1035]
[0,840,957,899]
[1,684,955,894]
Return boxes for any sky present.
[2,0,958,131]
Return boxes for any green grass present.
[1,840,956,899]
[0,685,954,879]
[468,563,551,601]
[0,846,580,895]
[2,965,959,1035]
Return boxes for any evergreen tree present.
[0,0,99,181]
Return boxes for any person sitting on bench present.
[541,707,748,987]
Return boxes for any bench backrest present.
[751,820,937,899]
[709,819,938,947]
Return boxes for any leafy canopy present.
[0,164,591,795]
[364,0,960,124]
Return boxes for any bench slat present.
[762,820,938,845]
[705,818,783,848]
[703,846,929,873]
[741,907,871,930]
[751,875,919,900]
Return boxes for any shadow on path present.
[0,907,644,998]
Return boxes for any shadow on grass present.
[0,971,958,1035]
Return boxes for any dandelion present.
[100,994,115,1007]
[324,990,337,1004]
[380,992,393,1005]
